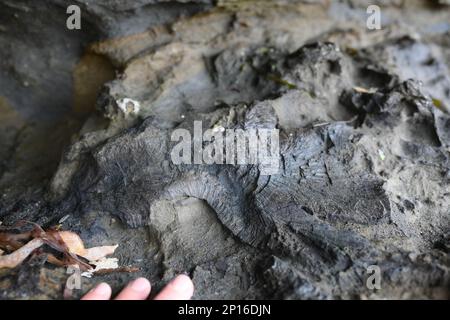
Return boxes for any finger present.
[114,277,151,300]
[154,275,194,300]
[81,283,112,300]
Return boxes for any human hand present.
[81,275,194,300]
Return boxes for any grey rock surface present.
[0,0,449,299]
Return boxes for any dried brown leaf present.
[0,222,118,271]
[93,266,140,275]
[0,232,32,251]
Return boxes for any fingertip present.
[81,282,112,300]
[173,274,195,296]
[114,277,151,300]
[154,274,194,300]
[130,277,152,293]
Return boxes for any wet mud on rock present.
[0,0,450,299]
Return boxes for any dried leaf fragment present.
[432,98,445,112]
[58,231,118,261]
[0,223,118,271]
[81,257,119,278]
[0,231,32,251]
[353,86,377,94]
[57,231,86,256]
[0,238,43,269]
[83,245,118,261]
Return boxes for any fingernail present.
[92,283,110,295]
[130,278,151,292]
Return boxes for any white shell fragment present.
[116,98,141,115]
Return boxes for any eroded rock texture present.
[0,0,450,299]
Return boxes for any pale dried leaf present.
[57,231,86,256]
[0,238,43,269]
[83,245,118,261]
[81,257,119,278]
[353,86,376,94]
[58,231,118,261]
